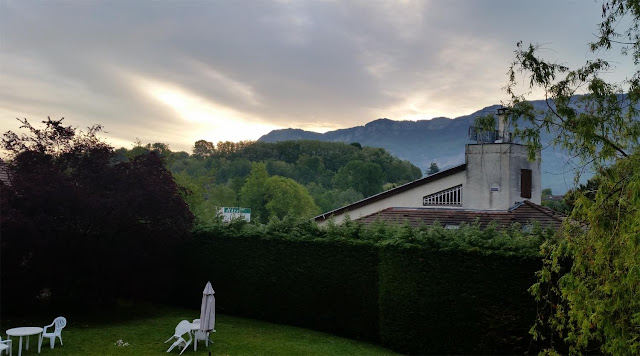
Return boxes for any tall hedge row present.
[182,222,545,354]
[378,245,540,354]
[181,231,380,341]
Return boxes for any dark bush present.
[0,119,194,314]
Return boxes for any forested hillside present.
[116,140,422,224]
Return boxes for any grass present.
[1,304,396,355]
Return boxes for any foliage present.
[541,199,571,215]
[307,184,364,213]
[238,162,270,223]
[378,246,540,354]
[540,188,571,214]
[0,118,193,311]
[193,139,216,158]
[332,160,385,197]
[184,219,551,354]
[504,1,640,354]
[115,139,422,226]
[173,171,237,226]
[185,228,380,342]
[426,162,440,175]
[195,216,551,264]
[237,163,320,223]
[530,152,640,355]
[264,176,320,220]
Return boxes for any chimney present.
[496,107,510,143]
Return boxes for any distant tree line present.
[116,139,422,225]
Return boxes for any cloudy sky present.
[0,0,628,154]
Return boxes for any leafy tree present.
[266,159,296,178]
[332,160,385,197]
[238,163,320,223]
[114,147,129,162]
[502,1,640,354]
[382,182,398,191]
[147,142,171,155]
[215,141,237,157]
[239,162,270,223]
[174,171,237,227]
[264,176,320,220]
[126,140,150,159]
[193,139,215,158]
[426,162,440,175]
[306,184,364,212]
[541,188,552,198]
[295,155,328,184]
[216,158,252,183]
[0,118,193,310]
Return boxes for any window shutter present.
[521,169,532,198]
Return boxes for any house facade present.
[315,142,551,228]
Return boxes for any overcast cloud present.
[0,0,627,153]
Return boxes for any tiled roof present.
[356,200,564,230]
[315,164,466,221]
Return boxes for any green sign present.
[220,207,251,222]
[222,207,251,214]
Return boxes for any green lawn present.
[1,305,396,355]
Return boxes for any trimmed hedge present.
[378,245,540,354]
[181,231,380,341]
[180,220,547,354]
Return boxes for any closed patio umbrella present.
[199,281,215,356]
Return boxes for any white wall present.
[317,170,466,226]
[464,143,540,210]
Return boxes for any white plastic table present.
[189,321,200,341]
[6,327,43,356]
[189,322,216,351]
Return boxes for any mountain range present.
[258,100,591,194]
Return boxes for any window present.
[521,169,532,198]
[423,185,462,206]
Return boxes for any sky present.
[0,0,631,154]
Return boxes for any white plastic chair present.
[0,336,11,355]
[165,320,192,355]
[191,318,214,351]
[41,316,67,349]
